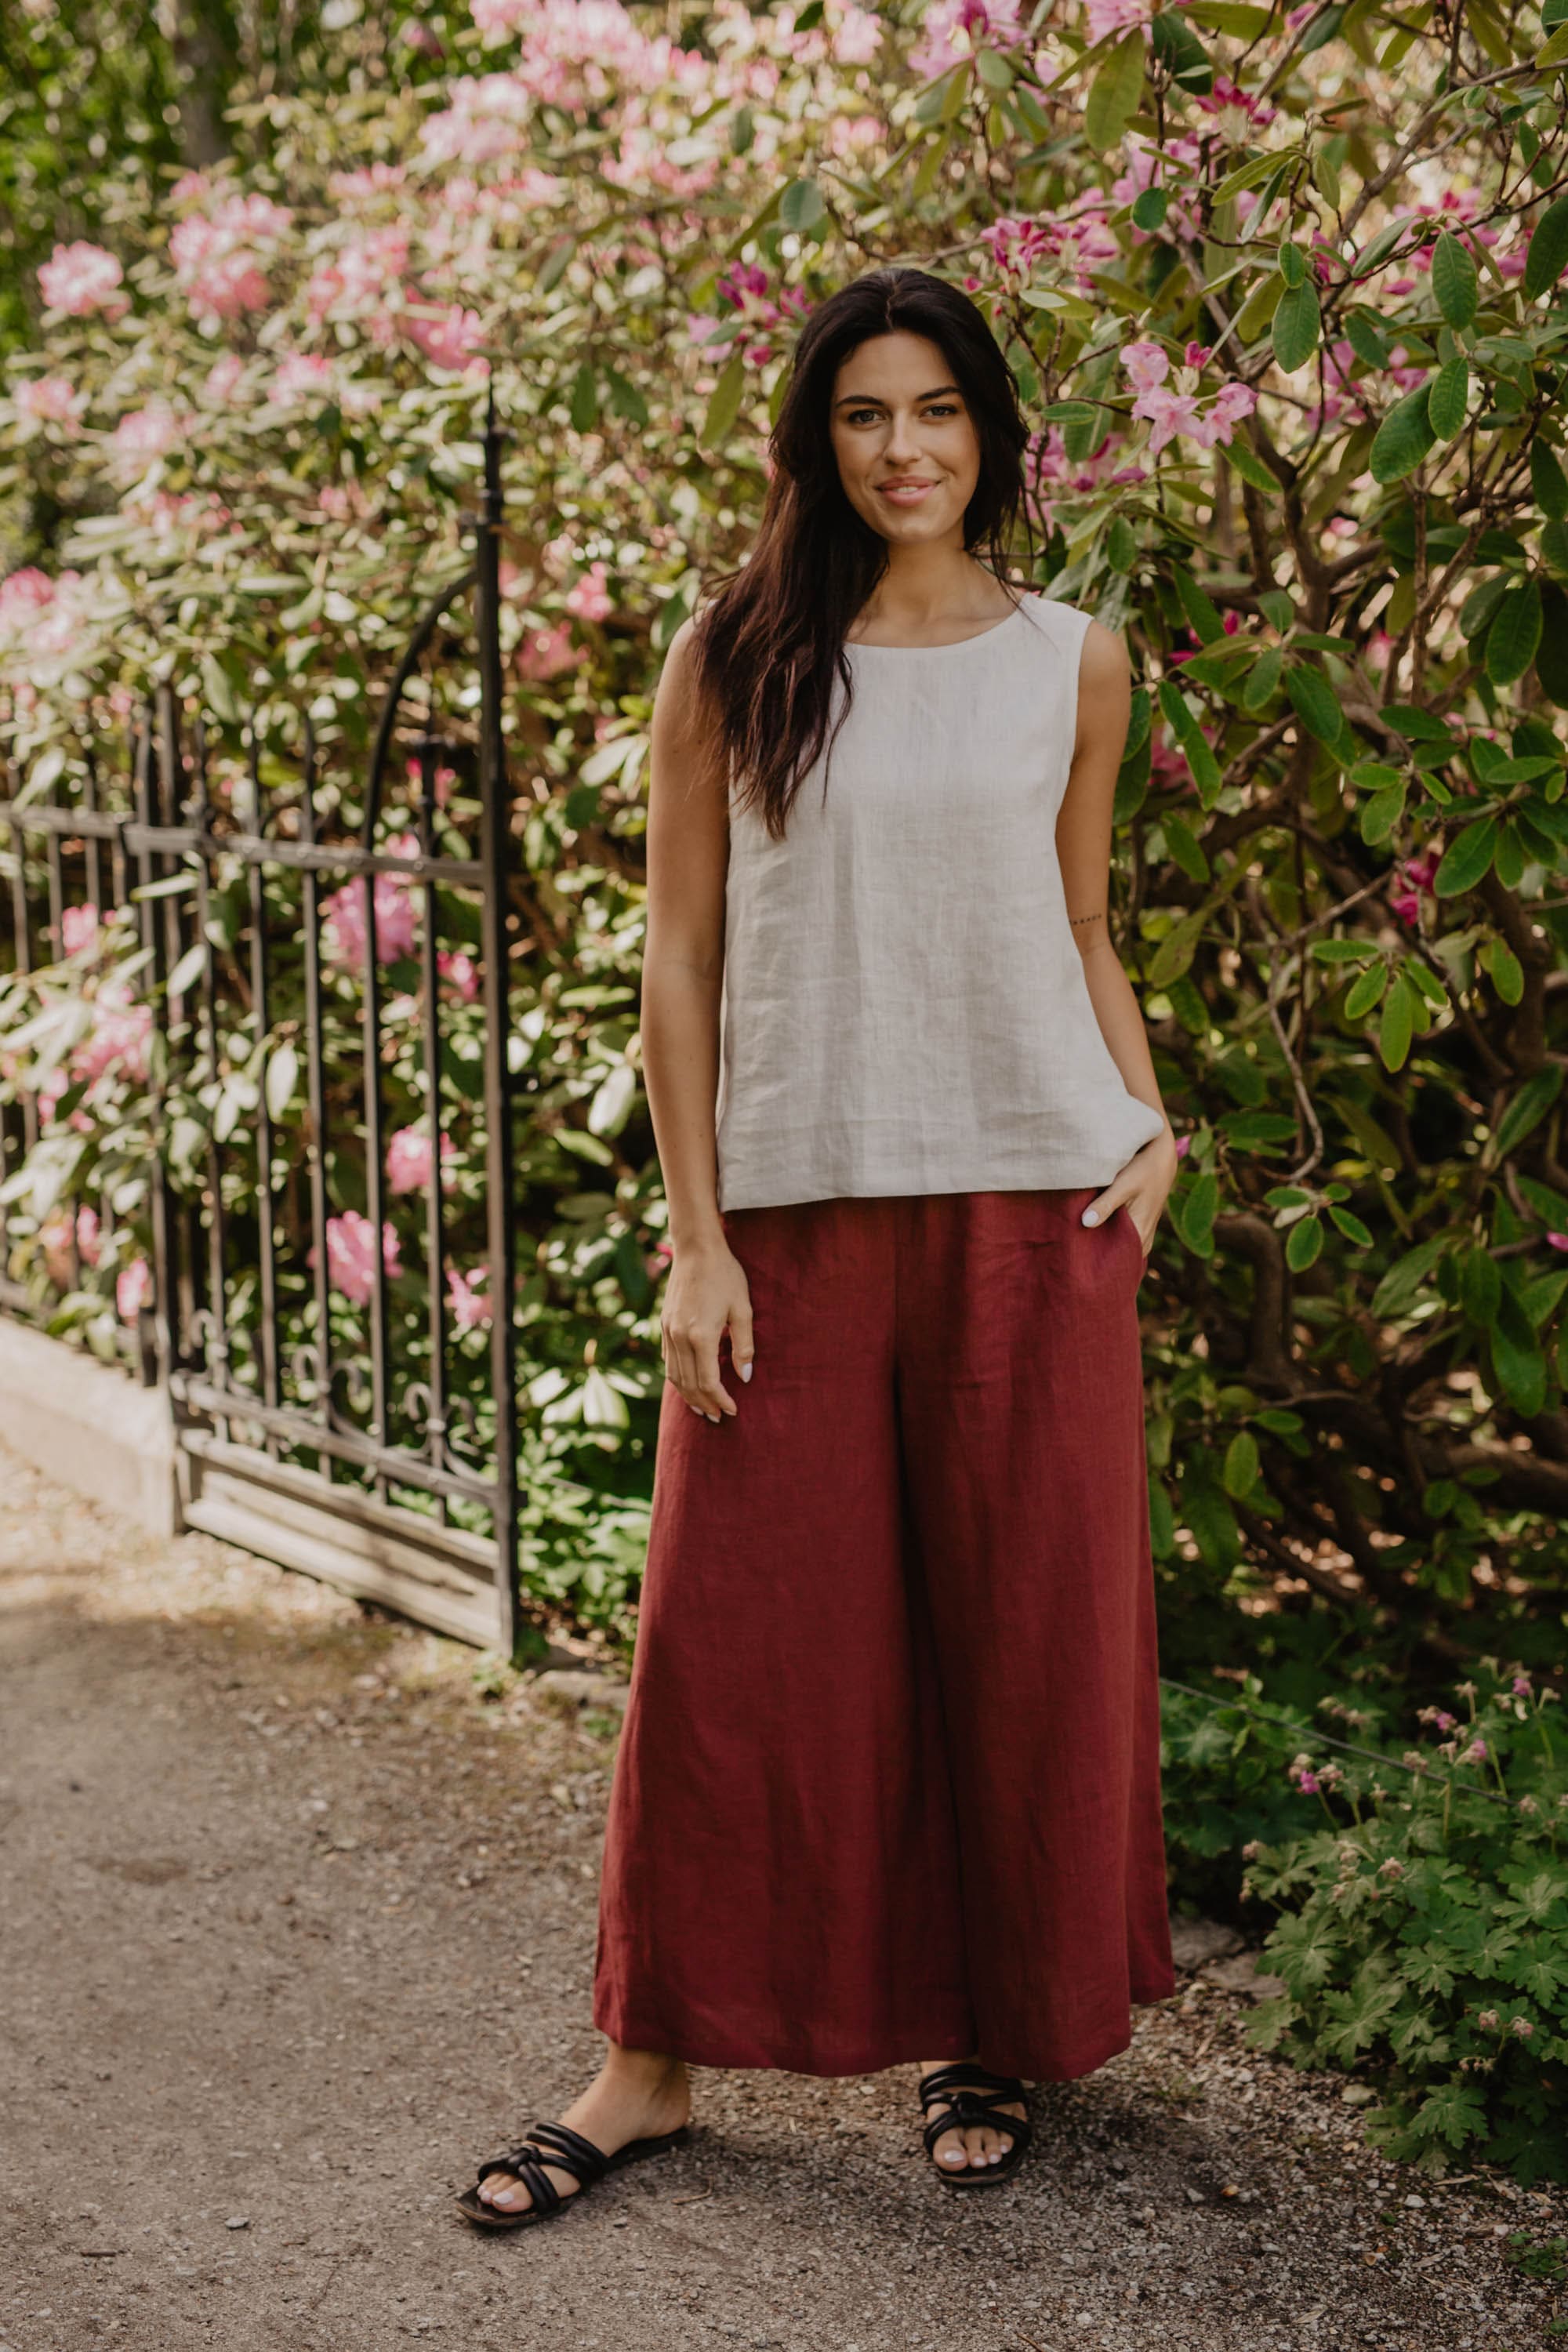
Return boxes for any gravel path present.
[2,1437,1561,2352]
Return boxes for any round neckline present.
[844,596,1033,655]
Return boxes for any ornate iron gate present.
[0,405,522,1653]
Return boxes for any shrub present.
[2,0,1568,1675]
[1242,1664,1568,2182]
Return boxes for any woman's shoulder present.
[1013,590,1102,654]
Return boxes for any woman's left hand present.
[1081,1126,1180,1258]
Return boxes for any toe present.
[481,2171,528,2212]
[965,2127,995,2167]
[932,2126,971,2171]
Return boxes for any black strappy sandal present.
[454,2116,691,2231]
[917,2063,1033,2189]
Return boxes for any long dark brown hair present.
[688,265,1032,840]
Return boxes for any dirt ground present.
[2,1437,1563,2352]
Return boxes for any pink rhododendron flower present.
[1120,340,1170,393]
[1085,0,1148,38]
[405,303,489,376]
[437,948,481,1001]
[446,1266,492,1330]
[71,977,152,1089]
[564,561,612,621]
[108,404,189,481]
[38,241,129,319]
[321,833,423,969]
[117,1257,153,1323]
[42,1203,100,1286]
[15,375,86,433]
[169,193,292,328]
[517,619,583,680]
[1193,76,1276,136]
[386,1126,458,1194]
[833,5,884,63]
[60,903,100,956]
[315,1212,402,1305]
[305,227,411,321]
[420,72,535,165]
[267,351,338,406]
[912,0,1025,78]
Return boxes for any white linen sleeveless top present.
[712,591,1167,1214]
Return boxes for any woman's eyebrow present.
[831,383,963,409]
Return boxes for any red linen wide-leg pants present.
[592,1186,1175,2082]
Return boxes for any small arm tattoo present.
[1069,909,1106,928]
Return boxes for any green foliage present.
[2,0,1568,1681]
[1241,1666,1568,2182]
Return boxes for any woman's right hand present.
[660,1236,754,1423]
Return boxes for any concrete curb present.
[0,1319,181,1537]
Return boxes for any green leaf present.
[1432,817,1497,897]
[1459,1245,1501,1328]
[1242,644,1283,710]
[1377,974,1417,1071]
[1427,357,1469,442]
[1344,961,1388,1021]
[1287,1213,1323,1269]
[1431,230,1478,329]
[778,177,826,230]
[1494,1065,1564,1161]
[1359,783,1406,846]
[1148,906,1207,986]
[1132,187,1169,231]
[1086,31,1146,149]
[1224,437,1280,494]
[1106,514,1138,573]
[200,652,240,724]
[1344,307,1390,368]
[568,361,598,431]
[1523,194,1568,303]
[1272,279,1321,374]
[1532,440,1568,522]
[1150,8,1214,90]
[1286,663,1346,749]
[1174,564,1225,644]
[1372,1232,1453,1317]
[1175,1170,1219,1258]
[1486,578,1543,687]
[1163,813,1210,881]
[265,1040,299,1123]
[1222,1430,1260,1497]
[1491,1300,1547,1417]
[1540,584,1568,707]
[1480,938,1524,1004]
[1277,241,1306,289]
[1328,1206,1374,1248]
[701,353,747,448]
[1370,384,1436,485]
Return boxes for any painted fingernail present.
[739,1362,753,1382]
[706,1412,720,1424]
[1082,1208,1099,1226]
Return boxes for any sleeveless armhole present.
[1015,595,1096,815]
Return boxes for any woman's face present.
[828,329,980,548]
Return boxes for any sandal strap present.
[476,2147,563,2216]
[918,2063,1026,2110]
[525,2119,612,2184]
[920,2093,1030,2156]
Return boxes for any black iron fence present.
[0,405,523,1652]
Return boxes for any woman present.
[457,263,1180,2229]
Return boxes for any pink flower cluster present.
[1023,424,1145,531]
[983,203,1120,296]
[691,263,812,367]
[314,1211,402,1305]
[1084,0,1149,40]
[447,1267,492,1330]
[469,0,676,103]
[0,566,100,688]
[1390,851,1438,927]
[321,833,423,970]
[1121,342,1257,456]
[387,1126,458,1194]
[38,241,129,320]
[13,376,86,436]
[169,189,293,328]
[517,619,584,681]
[912,0,1027,78]
[107,402,192,485]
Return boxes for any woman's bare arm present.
[1055,619,1178,1250]
[641,615,754,1417]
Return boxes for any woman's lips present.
[877,481,936,504]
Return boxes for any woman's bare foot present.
[476,2045,690,2215]
[919,2057,1028,2173]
